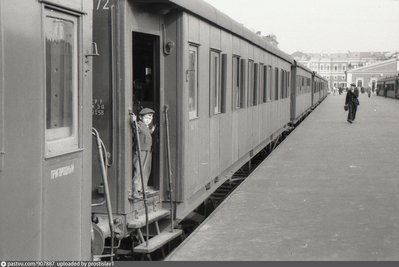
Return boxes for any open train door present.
[132,31,161,192]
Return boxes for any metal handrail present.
[130,112,150,247]
[164,105,174,232]
[92,128,115,261]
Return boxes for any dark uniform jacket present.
[136,120,152,151]
[345,89,359,106]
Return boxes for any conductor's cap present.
[139,108,155,115]
[350,83,356,86]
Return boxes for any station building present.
[292,51,398,90]
[346,58,399,92]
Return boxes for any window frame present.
[247,59,254,107]
[188,44,199,120]
[232,55,241,110]
[334,64,338,72]
[267,65,272,102]
[44,8,80,158]
[240,58,247,108]
[210,50,222,115]
[253,62,259,105]
[262,65,268,103]
[274,67,279,100]
[280,69,286,99]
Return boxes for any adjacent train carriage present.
[172,0,293,219]
[91,0,293,257]
[290,61,313,125]
[312,72,327,107]
[0,0,93,260]
[376,75,399,99]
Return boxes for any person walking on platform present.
[345,83,359,123]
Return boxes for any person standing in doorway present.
[131,108,156,198]
[345,83,359,123]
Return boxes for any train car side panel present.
[0,1,44,260]
[0,0,92,260]
[386,81,396,98]
[0,1,45,259]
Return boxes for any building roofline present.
[347,58,397,73]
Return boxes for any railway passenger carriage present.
[91,0,294,257]
[290,61,313,125]
[312,73,327,107]
[290,62,327,125]
[1,0,328,261]
[178,1,293,218]
[376,75,399,99]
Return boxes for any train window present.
[287,71,290,97]
[267,66,272,102]
[262,65,267,103]
[284,71,289,98]
[274,67,279,100]
[342,64,346,71]
[210,50,222,115]
[221,54,227,113]
[270,67,274,101]
[44,9,79,157]
[299,76,303,95]
[280,70,284,99]
[247,60,254,107]
[240,59,247,108]
[296,75,299,95]
[232,56,241,109]
[253,63,259,105]
[259,64,264,103]
[188,45,198,120]
[282,70,287,99]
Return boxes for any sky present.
[203,0,399,54]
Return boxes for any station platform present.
[167,93,399,260]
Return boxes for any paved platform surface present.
[167,93,399,261]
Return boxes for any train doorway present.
[132,32,160,191]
